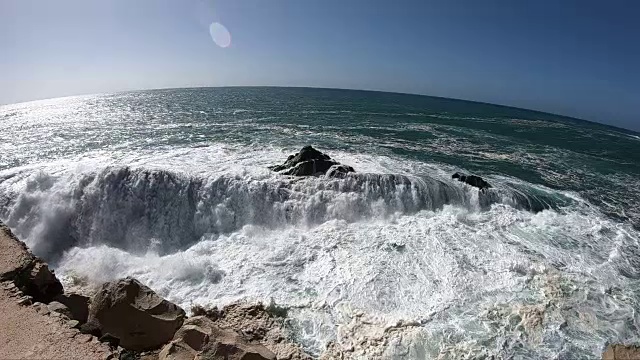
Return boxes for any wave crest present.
[0,166,574,259]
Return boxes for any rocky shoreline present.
[0,170,637,360]
[0,222,310,360]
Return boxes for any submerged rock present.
[88,277,186,351]
[452,172,492,191]
[159,316,275,360]
[269,145,355,177]
[326,164,356,178]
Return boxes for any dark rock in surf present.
[452,172,492,191]
[388,242,406,252]
[269,146,355,177]
[326,164,356,179]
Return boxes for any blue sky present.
[1,0,638,130]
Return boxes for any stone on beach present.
[88,277,186,351]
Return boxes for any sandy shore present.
[0,286,112,359]
[0,224,113,359]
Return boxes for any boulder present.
[88,277,186,351]
[54,293,90,323]
[269,146,355,177]
[80,318,102,337]
[67,320,81,329]
[47,301,72,319]
[99,333,121,349]
[188,302,310,359]
[0,222,63,302]
[452,172,492,191]
[32,302,50,315]
[326,164,356,179]
[159,316,275,360]
[603,344,640,360]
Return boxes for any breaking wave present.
[0,163,576,260]
[0,144,636,359]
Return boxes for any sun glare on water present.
[209,22,231,48]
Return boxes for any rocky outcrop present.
[269,145,355,177]
[603,344,640,360]
[191,302,311,359]
[1,221,305,358]
[159,316,276,360]
[452,172,492,191]
[0,222,63,302]
[88,277,186,351]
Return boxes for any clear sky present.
[1,0,639,130]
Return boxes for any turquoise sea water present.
[1,87,640,358]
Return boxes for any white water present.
[1,144,639,358]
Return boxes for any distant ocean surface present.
[1,87,640,358]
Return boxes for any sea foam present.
[0,144,638,358]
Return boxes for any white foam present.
[1,144,638,358]
[51,204,639,358]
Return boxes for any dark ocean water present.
[1,87,639,358]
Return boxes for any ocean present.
[1,87,639,358]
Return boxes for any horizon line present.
[1,84,636,134]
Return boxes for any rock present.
[76,333,93,343]
[326,164,356,179]
[603,344,640,359]
[159,316,275,360]
[54,293,90,323]
[27,262,64,302]
[177,324,210,351]
[32,302,51,315]
[2,281,17,291]
[200,336,276,360]
[48,301,73,319]
[99,333,121,349]
[67,320,81,329]
[159,340,197,360]
[88,277,186,351]
[80,318,102,337]
[388,242,406,252]
[119,349,140,360]
[269,146,355,177]
[0,222,64,302]
[452,172,492,191]
[189,302,310,359]
[191,305,223,320]
[17,295,33,306]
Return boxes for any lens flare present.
[209,22,231,48]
